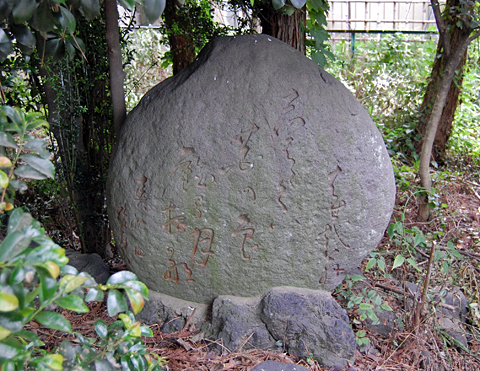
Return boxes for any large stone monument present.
[107,34,395,303]
[107,34,396,367]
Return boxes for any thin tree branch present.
[430,0,450,55]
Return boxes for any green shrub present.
[0,105,165,371]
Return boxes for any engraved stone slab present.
[107,34,396,304]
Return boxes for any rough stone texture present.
[136,290,209,333]
[251,361,309,371]
[258,287,355,368]
[210,295,275,351]
[66,250,110,284]
[107,34,396,304]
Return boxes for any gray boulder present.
[251,361,309,371]
[107,34,395,304]
[66,250,110,284]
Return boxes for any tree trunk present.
[163,0,196,75]
[37,16,115,257]
[258,6,306,54]
[105,0,126,135]
[417,17,468,161]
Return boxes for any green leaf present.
[80,0,100,20]
[37,267,58,305]
[60,275,88,293]
[365,257,377,270]
[35,312,72,333]
[0,27,14,62]
[413,233,426,247]
[0,132,18,149]
[124,287,145,314]
[350,274,365,282]
[55,6,76,34]
[290,0,306,8]
[406,257,421,272]
[0,231,31,262]
[123,280,149,298]
[0,341,21,360]
[8,208,32,234]
[381,303,393,311]
[32,2,56,33]
[117,0,135,10]
[12,0,36,23]
[0,170,8,188]
[377,256,386,273]
[392,255,405,270]
[140,325,153,337]
[142,0,166,24]
[0,325,11,340]
[107,289,128,317]
[0,292,19,312]
[85,287,104,302]
[42,354,64,370]
[107,271,138,285]
[43,37,66,63]
[55,295,90,313]
[94,359,116,371]
[358,303,373,310]
[94,320,108,339]
[9,179,27,193]
[272,0,285,10]
[19,154,55,179]
[0,311,25,332]
[14,164,49,180]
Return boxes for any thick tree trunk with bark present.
[258,6,306,54]
[164,0,196,75]
[416,16,469,161]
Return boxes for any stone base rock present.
[139,286,355,368]
[65,250,110,284]
[251,360,309,371]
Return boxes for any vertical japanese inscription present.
[232,214,258,260]
[232,124,259,172]
[174,147,215,191]
[271,89,306,213]
[318,166,349,285]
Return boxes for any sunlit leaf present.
[35,312,72,333]
[0,170,8,188]
[0,231,31,262]
[0,341,21,360]
[107,289,128,317]
[60,275,88,293]
[0,325,11,340]
[406,257,421,272]
[94,320,108,339]
[42,354,64,370]
[43,261,60,279]
[0,292,19,312]
[123,280,148,298]
[7,208,32,234]
[85,287,104,302]
[55,295,90,313]
[107,271,138,285]
[358,303,373,310]
[0,156,12,167]
[124,287,145,314]
[392,254,405,270]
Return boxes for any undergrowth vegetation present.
[328,34,480,369]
